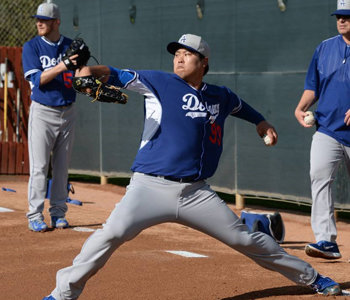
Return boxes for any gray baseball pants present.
[310,131,350,242]
[27,101,76,221]
[51,172,317,300]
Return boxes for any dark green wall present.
[54,0,349,208]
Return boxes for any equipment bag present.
[240,211,285,243]
[45,178,74,199]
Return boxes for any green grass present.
[68,174,101,184]
[217,192,312,213]
[218,192,350,221]
[68,173,350,221]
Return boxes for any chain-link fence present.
[0,0,43,47]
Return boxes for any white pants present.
[310,131,350,242]
[27,101,76,221]
[51,173,316,300]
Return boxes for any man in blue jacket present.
[295,0,350,259]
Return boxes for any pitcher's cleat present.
[42,295,56,300]
[309,274,341,296]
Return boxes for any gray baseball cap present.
[32,2,60,20]
[167,34,210,58]
[331,0,350,16]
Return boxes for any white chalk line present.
[166,250,208,258]
[0,207,14,212]
[72,227,96,232]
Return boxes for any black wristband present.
[63,57,77,71]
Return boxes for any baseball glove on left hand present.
[72,75,128,104]
[63,38,91,70]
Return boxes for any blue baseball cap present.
[331,0,350,16]
[32,3,60,20]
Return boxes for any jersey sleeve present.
[226,87,265,125]
[107,66,136,88]
[29,71,42,88]
[22,41,42,81]
[232,99,265,125]
[107,67,167,98]
[304,48,320,97]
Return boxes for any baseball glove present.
[63,38,91,70]
[72,75,128,104]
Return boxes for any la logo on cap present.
[337,0,350,9]
[332,0,350,15]
[179,35,187,43]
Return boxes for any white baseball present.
[304,111,315,126]
[263,135,272,146]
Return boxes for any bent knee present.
[103,219,141,242]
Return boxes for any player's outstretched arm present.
[75,65,111,82]
[73,65,127,104]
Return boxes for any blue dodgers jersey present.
[109,68,260,180]
[305,35,350,146]
[22,35,76,106]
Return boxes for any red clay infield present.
[0,175,349,300]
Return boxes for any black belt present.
[145,173,201,183]
[41,103,73,108]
